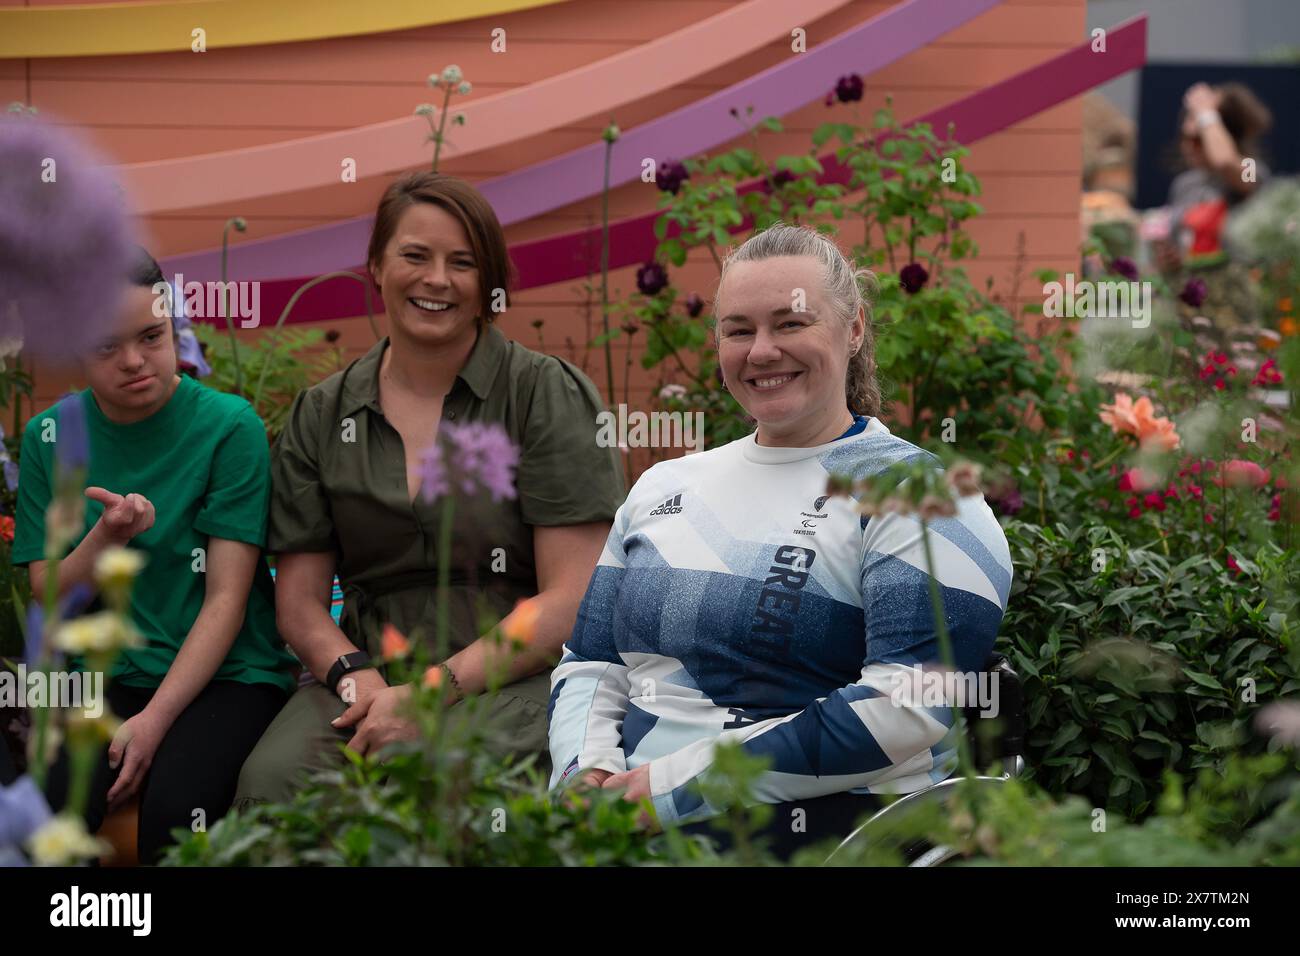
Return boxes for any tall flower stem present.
[600,131,616,407]
[431,85,453,173]
[436,496,454,664]
[918,518,976,782]
[27,552,60,791]
[220,219,246,394]
[251,271,379,412]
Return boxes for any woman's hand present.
[339,683,419,756]
[105,708,170,811]
[602,764,659,830]
[579,769,613,789]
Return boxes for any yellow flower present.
[94,547,146,591]
[65,711,121,749]
[27,814,110,866]
[54,612,142,655]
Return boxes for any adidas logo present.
[649,493,684,516]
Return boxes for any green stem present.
[251,271,379,412]
[432,86,452,173]
[600,135,615,407]
[436,496,454,664]
[919,517,976,781]
[220,223,245,395]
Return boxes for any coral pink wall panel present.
[19,0,1089,454]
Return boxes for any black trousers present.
[678,791,882,862]
[45,679,286,864]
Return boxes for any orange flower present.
[422,665,443,690]
[1099,392,1181,451]
[501,596,542,647]
[381,623,411,660]
[1281,317,1298,337]
[1279,297,1293,313]
[1257,329,1281,352]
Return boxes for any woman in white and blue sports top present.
[547,222,1013,857]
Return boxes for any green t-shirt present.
[13,375,296,694]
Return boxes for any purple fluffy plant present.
[0,114,136,362]
[419,421,520,504]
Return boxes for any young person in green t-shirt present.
[12,249,295,862]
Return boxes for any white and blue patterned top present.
[547,417,1013,824]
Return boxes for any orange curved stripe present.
[115,0,853,215]
[0,0,573,59]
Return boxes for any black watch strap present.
[326,650,372,694]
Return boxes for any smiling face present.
[369,202,484,353]
[715,255,863,447]
[82,284,180,424]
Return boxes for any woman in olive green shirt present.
[235,173,625,807]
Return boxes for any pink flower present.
[1226,554,1242,576]
[1143,492,1166,512]
[1212,459,1271,489]
[1117,467,1159,492]
[1098,392,1180,450]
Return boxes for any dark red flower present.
[834,74,864,103]
[1143,492,1166,512]
[656,160,689,195]
[772,168,796,188]
[1109,257,1139,281]
[1180,277,1208,308]
[636,262,669,296]
[899,263,929,294]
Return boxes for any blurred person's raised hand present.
[1184,83,1222,117]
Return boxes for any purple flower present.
[988,485,1023,518]
[636,262,668,297]
[53,392,88,476]
[899,263,929,295]
[169,279,211,377]
[685,292,704,318]
[834,74,864,103]
[0,115,136,362]
[419,421,519,504]
[3,460,17,492]
[656,160,689,196]
[1108,257,1139,282]
[1180,277,1208,308]
[22,603,43,667]
[0,775,52,856]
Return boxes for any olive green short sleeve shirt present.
[268,324,626,660]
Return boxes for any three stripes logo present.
[649,493,684,516]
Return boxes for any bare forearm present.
[1200,122,1246,189]
[147,591,247,725]
[443,588,579,696]
[31,521,120,600]
[280,602,366,685]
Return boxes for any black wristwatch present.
[326,650,372,695]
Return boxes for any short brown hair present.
[366,172,515,322]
